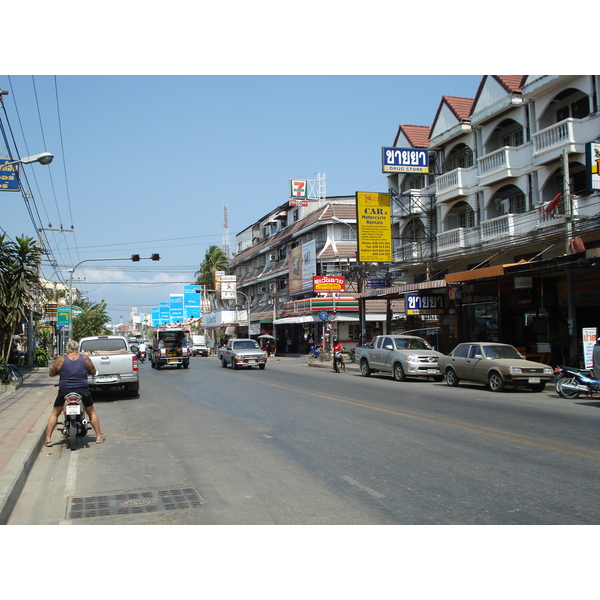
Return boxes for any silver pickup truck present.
[220,338,267,370]
[354,334,444,382]
[78,335,140,396]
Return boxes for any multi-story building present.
[371,75,600,362]
[228,197,402,353]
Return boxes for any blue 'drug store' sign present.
[381,147,429,173]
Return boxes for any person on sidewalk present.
[44,339,105,446]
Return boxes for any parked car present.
[438,342,554,392]
[354,335,444,381]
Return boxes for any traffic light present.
[131,254,140,262]
[151,253,160,261]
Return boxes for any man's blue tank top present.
[60,355,89,389]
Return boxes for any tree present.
[71,298,111,339]
[0,234,42,360]
[195,245,232,290]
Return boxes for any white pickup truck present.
[354,334,444,382]
[78,335,140,396]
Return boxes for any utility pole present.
[563,149,578,362]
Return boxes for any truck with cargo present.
[78,335,140,396]
[149,328,191,369]
[354,334,444,381]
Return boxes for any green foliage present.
[195,245,232,290]
[33,347,50,367]
[0,234,42,360]
[0,357,8,383]
[71,298,111,339]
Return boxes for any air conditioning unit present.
[259,286,267,293]
[269,253,277,260]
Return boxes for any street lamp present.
[66,254,160,342]
[0,152,54,167]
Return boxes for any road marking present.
[341,476,385,498]
[235,374,600,462]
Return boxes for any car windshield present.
[395,338,431,350]
[483,345,523,360]
[234,341,259,349]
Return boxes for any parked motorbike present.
[61,391,89,450]
[1,363,23,387]
[308,345,320,359]
[554,365,600,399]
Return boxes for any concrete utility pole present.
[563,149,578,362]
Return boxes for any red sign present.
[313,276,346,293]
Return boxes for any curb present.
[0,411,48,525]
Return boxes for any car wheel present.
[488,371,505,392]
[259,364,266,370]
[445,368,459,387]
[393,362,406,382]
[530,382,546,393]
[232,360,238,370]
[221,358,227,368]
[360,359,371,377]
[433,375,444,382]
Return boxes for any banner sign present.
[169,294,184,323]
[151,307,160,327]
[0,159,20,191]
[382,147,429,173]
[289,240,316,295]
[586,142,600,190]
[313,276,346,293]
[159,302,170,325]
[220,275,237,300]
[356,191,392,262]
[583,327,597,370]
[406,293,445,315]
[183,285,201,319]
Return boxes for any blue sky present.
[1,74,484,321]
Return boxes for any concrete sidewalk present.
[0,367,55,524]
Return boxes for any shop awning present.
[358,279,446,299]
[273,315,320,325]
[444,261,532,284]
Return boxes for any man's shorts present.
[54,388,94,408]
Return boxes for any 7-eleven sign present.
[290,179,307,199]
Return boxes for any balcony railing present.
[435,166,478,202]
[477,144,532,186]
[532,118,589,162]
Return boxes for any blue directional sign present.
[0,159,20,191]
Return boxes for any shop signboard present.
[356,191,392,263]
[381,147,429,174]
[0,159,20,191]
[313,276,345,293]
[406,293,445,315]
[583,327,597,370]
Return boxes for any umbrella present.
[258,334,276,340]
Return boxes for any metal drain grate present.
[67,488,203,519]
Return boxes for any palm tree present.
[72,298,111,339]
[195,245,232,290]
[0,234,42,360]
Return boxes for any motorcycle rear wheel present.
[68,421,77,450]
[556,376,581,399]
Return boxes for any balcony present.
[532,118,591,165]
[437,227,480,255]
[480,212,532,242]
[393,241,434,264]
[392,190,432,217]
[477,143,532,186]
[435,166,478,203]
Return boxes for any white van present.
[192,335,209,357]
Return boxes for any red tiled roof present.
[394,124,430,148]
[471,75,526,116]
[443,95,475,121]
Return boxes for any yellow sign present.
[356,192,392,262]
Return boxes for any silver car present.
[438,342,554,392]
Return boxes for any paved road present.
[8,354,600,525]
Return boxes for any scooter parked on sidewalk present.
[61,391,89,451]
[554,365,600,399]
[0,363,23,387]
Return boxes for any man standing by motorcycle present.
[44,339,105,446]
[332,337,346,373]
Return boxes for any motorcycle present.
[1,363,23,387]
[61,391,89,451]
[333,351,343,373]
[137,349,146,363]
[308,345,320,359]
[554,365,600,399]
